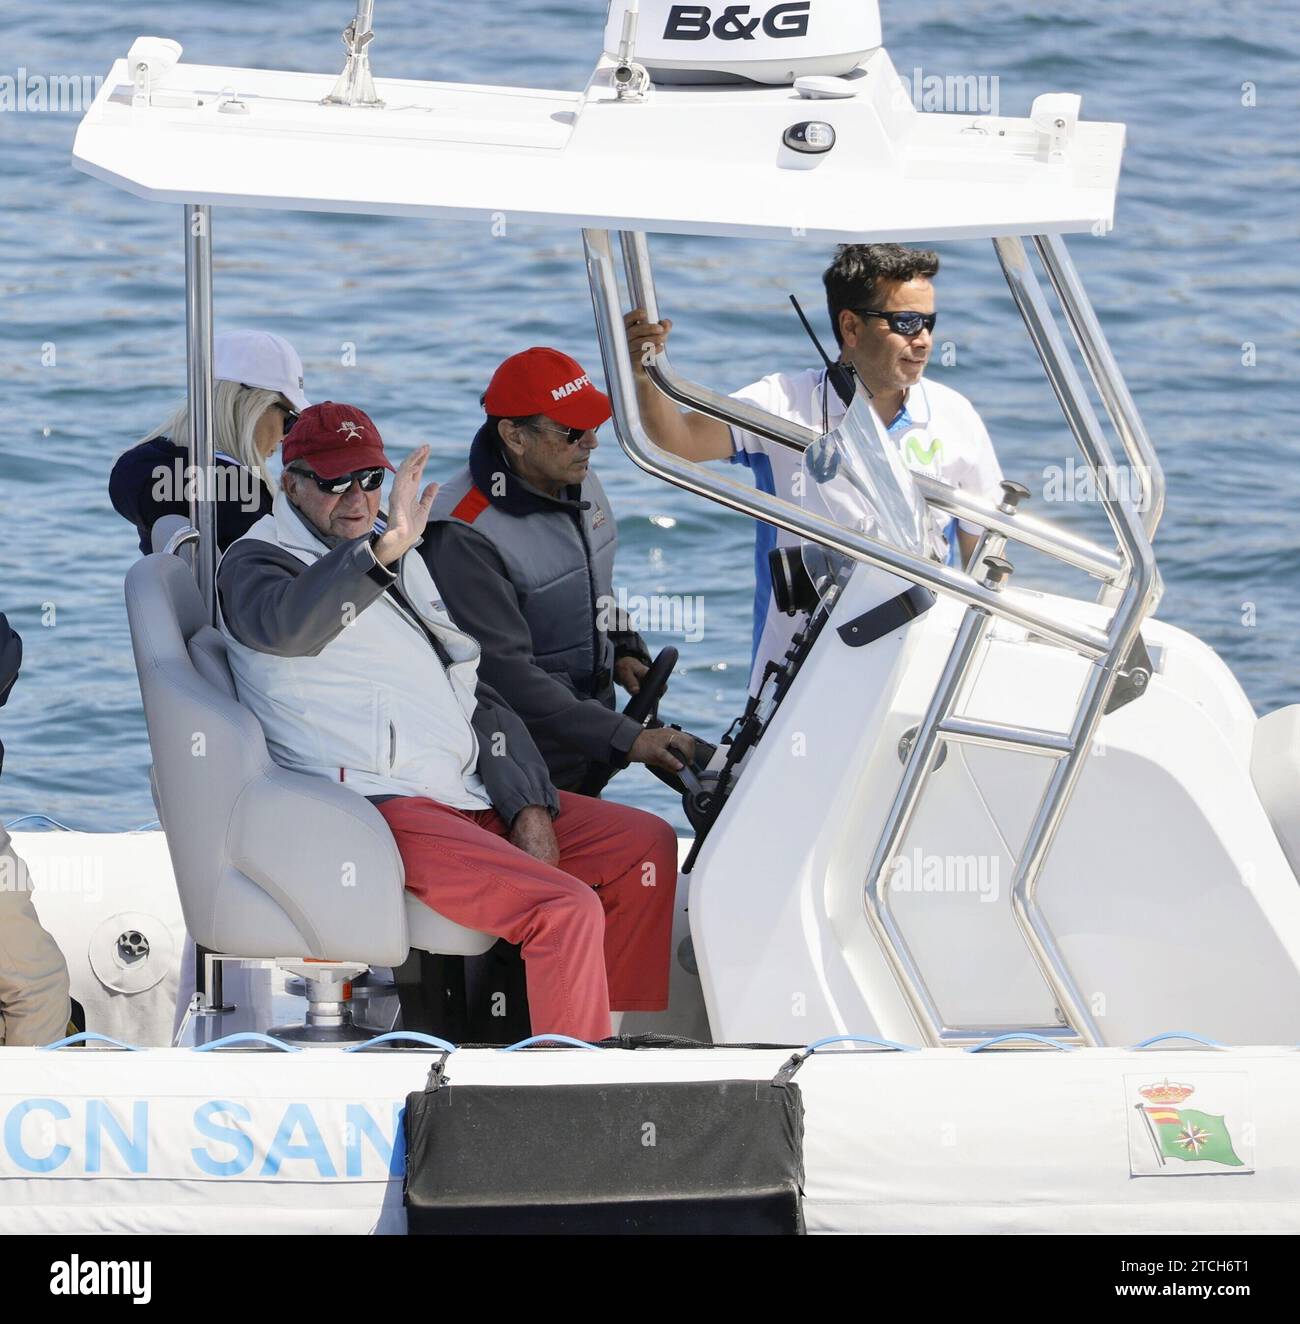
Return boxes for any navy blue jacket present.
[109,436,273,555]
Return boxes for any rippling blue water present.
[1,1,1297,831]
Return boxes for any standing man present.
[625,243,1005,694]
[0,612,72,1046]
[216,403,679,1042]
[423,348,693,793]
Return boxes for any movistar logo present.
[905,435,943,467]
[663,2,811,41]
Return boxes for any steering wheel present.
[623,646,678,726]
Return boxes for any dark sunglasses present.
[295,465,386,495]
[531,420,591,446]
[280,407,301,437]
[854,309,938,336]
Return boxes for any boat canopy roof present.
[72,43,1126,242]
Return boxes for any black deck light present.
[783,120,836,153]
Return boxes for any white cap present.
[213,330,309,412]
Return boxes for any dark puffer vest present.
[423,424,646,790]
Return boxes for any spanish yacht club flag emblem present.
[1125,1075,1252,1176]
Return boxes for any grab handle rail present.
[585,229,1110,660]
[587,228,1163,1052]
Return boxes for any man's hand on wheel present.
[614,656,650,695]
[629,727,695,774]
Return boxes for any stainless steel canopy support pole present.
[184,204,217,623]
[1034,234,1165,541]
[991,236,1159,1047]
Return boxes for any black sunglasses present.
[530,420,591,446]
[280,407,301,437]
[854,309,938,336]
[294,465,386,495]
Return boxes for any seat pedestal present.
[271,960,373,1047]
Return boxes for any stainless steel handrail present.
[911,474,1123,583]
[1034,234,1165,540]
[584,231,1111,659]
[989,236,1157,1046]
[184,204,217,624]
[620,229,1129,588]
[585,226,1160,1049]
[161,525,201,558]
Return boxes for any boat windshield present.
[799,389,938,590]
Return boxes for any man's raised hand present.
[373,444,437,566]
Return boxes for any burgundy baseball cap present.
[282,402,396,480]
[483,348,612,431]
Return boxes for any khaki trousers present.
[0,833,71,1046]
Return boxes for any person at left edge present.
[109,329,309,554]
[423,348,693,794]
[0,612,72,1047]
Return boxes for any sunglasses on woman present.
[295,466,387,495]
[854,309,938,336]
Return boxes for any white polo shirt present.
[728,367,1004,694]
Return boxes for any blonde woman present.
[110,330,309,553]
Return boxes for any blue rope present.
[345,1032,458,1053]
[38,1032,141,1052]
[500,1034,601,1051]
[965,1032,1076,1053]
[192,1032,301,1053]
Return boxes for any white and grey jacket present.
[216,494,559,824]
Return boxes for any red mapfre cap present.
[483,348,612,431]
[282,402,396,480]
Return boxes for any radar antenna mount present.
[323,0,383,108]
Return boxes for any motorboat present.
[5,0,1300,1234]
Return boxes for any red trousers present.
[377,792,679,1042]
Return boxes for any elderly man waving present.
[216,402,678,1042]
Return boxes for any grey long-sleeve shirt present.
[217,533,559,824]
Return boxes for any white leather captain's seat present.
[124,547,493,1044]
[1253,705,1300,879]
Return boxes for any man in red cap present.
[215,402,679,1042]
[423,348,693,794]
